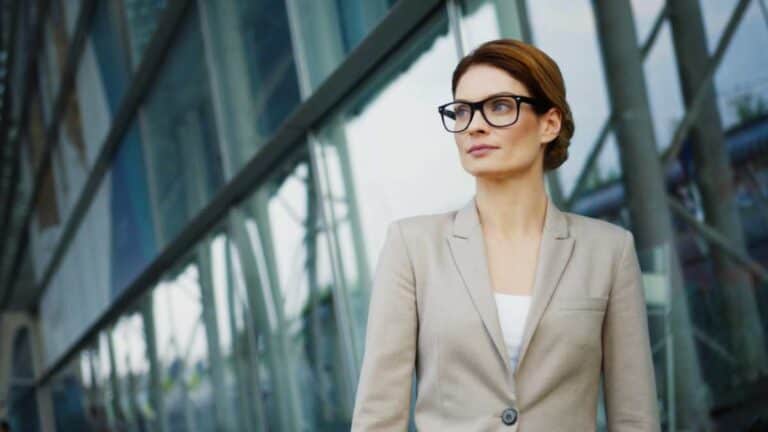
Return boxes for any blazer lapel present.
[515,197,574,376]
[447,199,509,374]
[446,194,575,381]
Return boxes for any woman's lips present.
[468,145,499,156]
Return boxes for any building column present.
[591,0,714,429]
[140,297,167,432]
[667,0,768,383]
[228,204,305,432]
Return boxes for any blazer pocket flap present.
[554,296,609,311]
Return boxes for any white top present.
[493,293,532,372]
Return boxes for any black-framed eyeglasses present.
[437,92,543,133]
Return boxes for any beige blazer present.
[351,194,661,431]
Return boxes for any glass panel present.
[642,23,686,152]
[198,0,301,173]
[569,131,625,211]
[6,384,40,432]
[630,0,665,43]
[152,262,214,432]
[111,309,154,430]
[238,144,351,430]
[121,0,167,69]
[137,3,224,246]
[28,163,62,282]
[10,2,32,118]
[639,3,768,428]
[7,329,40,432]
[86,0,134,114]
[75,36,114,164]
[635,242,688,432]
[4,145,36,282]
[40,174,112,367]
[460,0,499,51]
[49,358,93,432]
[311,7,458,366]
[285,0,395,93]
[40,120,158,364]
[55,88,91,223]
[26,88,63,283]
[710,1,768,129]
[526,0,613,198]
[79,337,120,430]
[32,0,72,150]
[62,0,83,36]
[208,231,268,432]
[39,5,228,374]
[109,122,158,292]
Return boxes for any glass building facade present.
[0,0,767,430]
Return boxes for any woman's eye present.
[492,102,511,111]
[455,107,470,117]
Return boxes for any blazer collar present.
[451,193,569,240]
[446,194,575,384]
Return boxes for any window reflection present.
[285,0,395,93]
[37,11,63,124]
[459,0,502,52]
[153,263,212,432]
[50,358,93,431]
[61,0,82,36]
[122,0,166,68]
[198,0,301,173]
[111,311,153,430]
[238,147,352,430]
[6,329,40,432]
[55,89,90,222]
[79,337,117,430]
[311,8,462,365]
[209,232,269,432]
[28,2,768,432]
[27,87,62,284]
[526,0,615,197]
[137,3,223,245]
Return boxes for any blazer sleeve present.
[602,230,661,431]
[351,220,417,431]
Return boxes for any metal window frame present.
[0,0,54,297]
[0,0,97,305]
[2,0,191,306]
[0,0,23,236]
[568,0,753,207]
[34,0,445,386]
[567,0,768,282]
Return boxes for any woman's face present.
[452,64,560,180]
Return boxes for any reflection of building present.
[0,0,767,431]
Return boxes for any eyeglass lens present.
[441,96,519,132]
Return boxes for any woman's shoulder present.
[390,208,457,242]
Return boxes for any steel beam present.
[592,0,714,428]
[667,0,768,382]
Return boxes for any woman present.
[351,39,660,431]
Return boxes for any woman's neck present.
[474,175,548,240]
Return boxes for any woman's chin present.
[466,163,538,180]
[468,168,512,181]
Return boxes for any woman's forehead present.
[455,65,528,99]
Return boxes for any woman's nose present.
[465,108,490,133]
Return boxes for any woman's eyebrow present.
[453,91,516,102]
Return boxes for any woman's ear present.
[540,107,562,146]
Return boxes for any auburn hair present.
[451,39,574,171]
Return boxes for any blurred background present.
[0,0,766,431]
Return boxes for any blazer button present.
[501,408,518,425]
